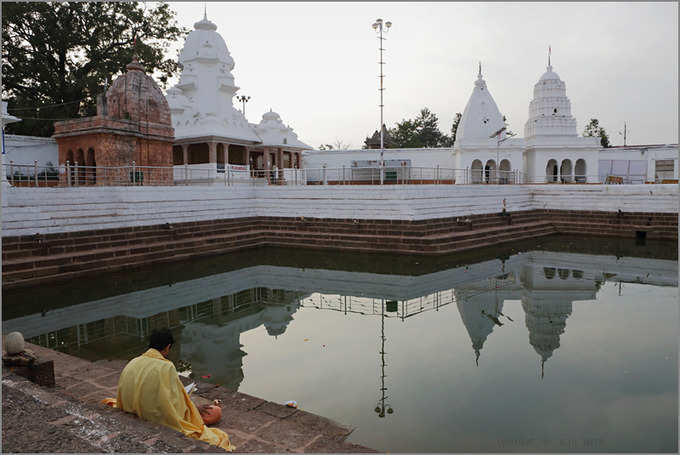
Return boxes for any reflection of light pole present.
[489,126,516,183]
[372,18,391,184]
[236,95,251,118]
[374,299,394,418]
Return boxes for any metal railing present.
[1,161,667,188]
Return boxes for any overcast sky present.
[167,2,678,149]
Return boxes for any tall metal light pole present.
[372,18,391,184]
[236,95,251,118]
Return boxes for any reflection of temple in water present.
[455,271,521,365]
[16,286,304,390]
[4,249,676,385]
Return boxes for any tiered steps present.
[2,209,675,289]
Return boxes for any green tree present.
[2,1,188,137]
[583,118,611,148]
[389,107,447,148]
[440,112,462,147]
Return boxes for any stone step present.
[3,213,546,260]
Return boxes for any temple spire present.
[541,359,545,379]
[204,2,207,20]
[547,45,552,70]
[478,61,482,79]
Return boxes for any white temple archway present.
[499,159,511,184]
[484,159,496,183]
[471,159,483,183]
[575,159,586,183]
[560,159,573,183]
[546,159,558,183]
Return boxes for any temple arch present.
[499,159,511,184]
[546,159,558,183]
[560,159,572,183]
[484,159,496,183]
[471,159,483,183]
[575,159,586,182]
[76,149,85,184]
[86,148,96,185]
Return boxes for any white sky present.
[166,2,678,148]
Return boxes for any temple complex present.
[453,57,600,183]
[52,58,174,185]
[166,13,310,179]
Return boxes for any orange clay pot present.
[200,405,222,425]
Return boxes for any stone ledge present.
[3,344,376,453]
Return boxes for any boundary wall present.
[1,184,676,289]
[2,184,677,236]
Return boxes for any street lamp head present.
[372,22,379,29]
[385,21,392,28]
[376,18,383,24]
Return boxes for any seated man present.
[104,329,233,451]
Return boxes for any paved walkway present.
[2,344,376,453]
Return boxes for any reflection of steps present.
[3,208,675,288]
[548,210,678,240]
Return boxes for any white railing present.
[2,161,669,188]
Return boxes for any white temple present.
[453,55,600,184]
[305,49,677,184]
[166,12,311,178]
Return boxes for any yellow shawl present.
[103,348,233,451]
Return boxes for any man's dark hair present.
[149,329,174,351]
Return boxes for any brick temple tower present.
[53,57,174,185]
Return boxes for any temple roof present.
[455,64,506,148]
[253,110,311,150]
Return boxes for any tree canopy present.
[386,108,455,148]
[2,1,187,137]
[583,118,611,147]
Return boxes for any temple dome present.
[538,65,561,81]
[455,64,506,148]
[179,13,232,68]
[105,57,171,125]
[524,59,578,138]
[253,110,311,150]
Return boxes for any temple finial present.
[204,2,207,20]
[548,45,552,69]
[478,61,482,79]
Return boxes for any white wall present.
[2,183,677,237]
[3,135,59,170]
[599,144,679,182]
[303,148,455,170]
[530,184,679,213]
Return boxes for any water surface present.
[3,235,677,452]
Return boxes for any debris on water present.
[285,400,298,408]
[304,338,310,342]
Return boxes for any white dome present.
[455,65,506,148]
[538,66,561,81]
[524,63,578,138]
[254,110,311,150]
[179,14,233,69]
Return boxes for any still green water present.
[3,235,678,452]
